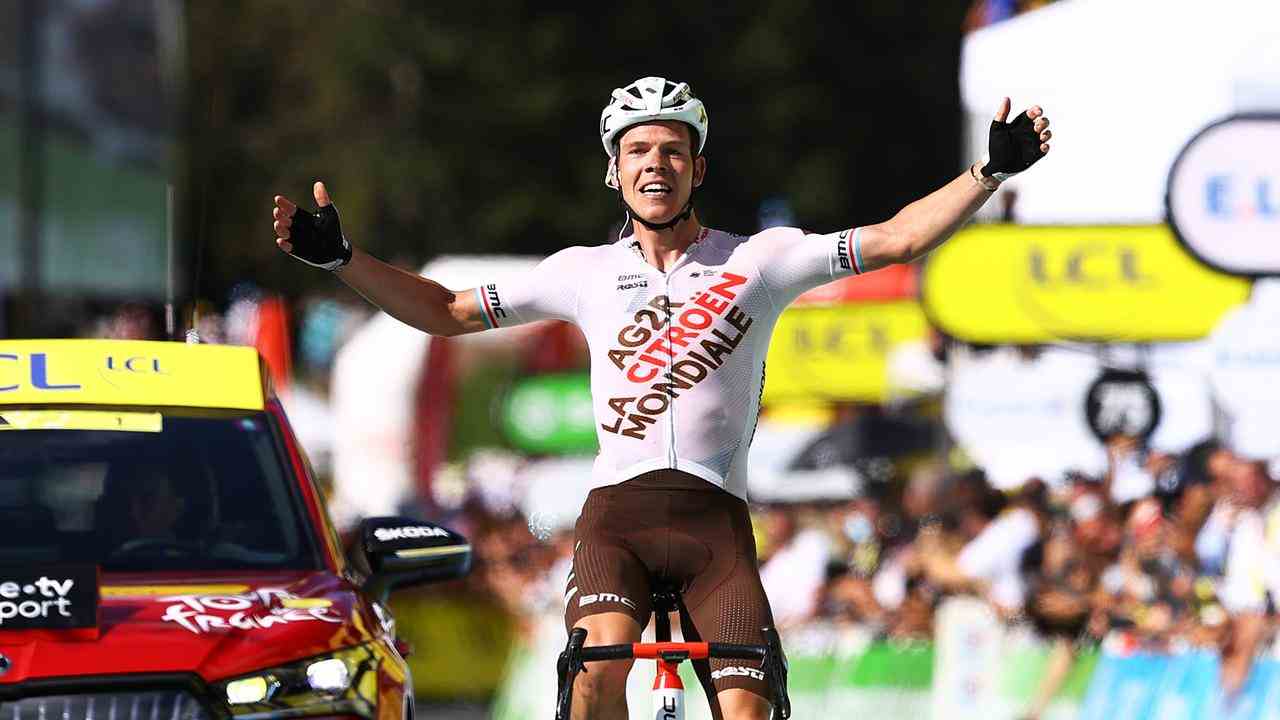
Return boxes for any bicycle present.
[554,580,791,719]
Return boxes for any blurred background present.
[4,0,1280,717]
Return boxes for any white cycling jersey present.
[475,225,865,500]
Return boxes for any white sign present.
[945,347,1106,490]
[1168,116,1280,276]
[1210,279,1280,459]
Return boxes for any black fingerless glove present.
[288,204,352,272]
[982,111,1045,182]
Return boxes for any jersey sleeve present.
[749,226,865,306]
[473,247,583,329]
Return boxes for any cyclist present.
[271,76,1051,720]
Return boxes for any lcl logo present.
[1204,175,1277,220]
[1026,244,1154,288]
[0,352,81,392]
[789,320,889,357]
[104,356,167,374]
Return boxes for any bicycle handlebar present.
[578,641,767,662]
[555,628,790,720]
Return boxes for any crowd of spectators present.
[436,426,1280,715]
[447,431,1278,648]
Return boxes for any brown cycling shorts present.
[564,470,777,703]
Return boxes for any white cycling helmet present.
[599,76,709,159]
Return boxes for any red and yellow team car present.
[0,339,470,720]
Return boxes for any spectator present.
[1216,455,1278,694]
[758,505,834,627]
[922,479,1049,615]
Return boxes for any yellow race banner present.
[0,409,163,432]
[762,300,930,404]
[0,339,264,410]
[922,225,1250,343]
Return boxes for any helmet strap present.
[618,191,696,233]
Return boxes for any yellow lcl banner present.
[922,225,1251,343]
[0,339,264,410]
[762,300,929,404]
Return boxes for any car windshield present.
[0,409,323,572]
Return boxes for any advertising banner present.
[1080,649,1280,720]
[0,339,264,410]
[501,372,596,455]
[921,225,1250,344]
[495,612,1280,720]
[762,301,930,404]
[1209,279,1280,459]
[1167,115,1280,277]
[945,347,1108,489]
[492,609,1094,720]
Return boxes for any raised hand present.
[273,181,352,271]
[982,98,1052,182]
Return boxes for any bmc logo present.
[711,666,765,681]
[578,592,636,610]
[835,230,853,271]
[374,526,449,542]
[485,284,508,319]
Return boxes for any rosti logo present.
[374,525,449,542]
[602,273,755,440]
[711,666,765,681]
[0,353,81,392]
[159,588,343,635]
[0,575,76,626]
[616,273,648,291]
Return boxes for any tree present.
[185,0,967,299]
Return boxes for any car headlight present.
[215,644,379,719]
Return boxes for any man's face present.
[129,474,185,538]
[615,121,706,226]
[1228,457,1271,508]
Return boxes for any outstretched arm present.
[336,248,489,337]
[855,98,1052,272]
[273,182,489,337]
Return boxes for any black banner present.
[0,565,99,630]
